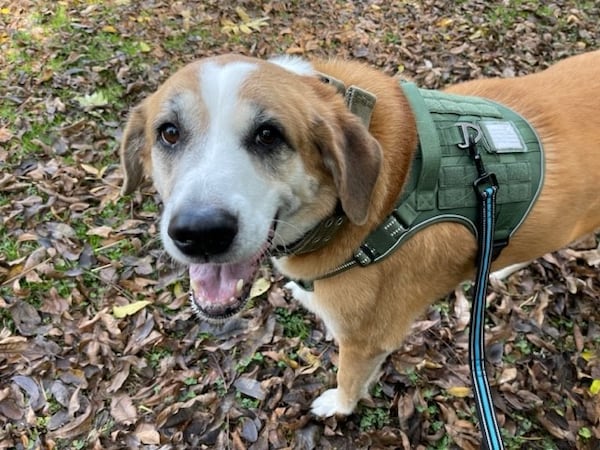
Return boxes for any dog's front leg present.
[311,343,389,417]
[285,280,389,417]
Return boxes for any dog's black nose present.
[168,208,238,258]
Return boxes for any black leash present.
[467,130,505,450]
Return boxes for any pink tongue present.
[189,259,258,304]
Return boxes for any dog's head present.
[120,55,382,321]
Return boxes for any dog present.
[120,51,600,418]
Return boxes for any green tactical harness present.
[353,82,545,266]
[274,78,545,286]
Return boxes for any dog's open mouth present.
[188,233,274,323]
[188,259,259,323]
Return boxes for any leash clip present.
[457,122,483,149]
[457,121,499,197]
[474,172,499,198]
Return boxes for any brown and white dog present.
[120,51,600,417]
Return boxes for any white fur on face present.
[149,57,329,267]
[157,61,281,264]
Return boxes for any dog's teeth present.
[190,279,202,296]
[236,279,244,295]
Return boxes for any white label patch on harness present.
[480,120,527,153]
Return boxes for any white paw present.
[284,281,312,304]
[311,389,355,417]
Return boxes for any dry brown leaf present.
[110,393,137,425]
[49,402,94,440]
[0,127,13,143]
[87,225,113,238]
[134,423,160,444]
[454,287,472,332]
[498,367,517,385]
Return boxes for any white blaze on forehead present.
[159,58,279,263]
[199,60,257,124]
[196,60,259,171]
[187,59,262,199]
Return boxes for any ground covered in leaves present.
[1,1,599,449]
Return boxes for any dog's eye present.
[158,123,180,146]
[255,124,282,147]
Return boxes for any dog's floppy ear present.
[120,102,149,195]
[314,114,382,225]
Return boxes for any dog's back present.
[445,51,600,267]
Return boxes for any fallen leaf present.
[249,277,270,299]
[135,423,160,444]
[221,7,269,35]
[12,376,44,410]
[137,41,151,53]
[67,387,81,417]
[298,345,321,374]
[581,349,597,362]
[112,301,151,319]
[87,225,113,238]
[74,92,108,109]
[235,6,251,22]
[580,247,600,266]
[49,402,94,440]
[80,163,100,176]
[111,393,137,425]
[0,127,13,143]
[447,386,471,398]
[499,367,517,384]
[234,377,266,401]
[436,17,454,27]
[239,416,259,443]
[0,387,24,421]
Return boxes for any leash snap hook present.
[456,122,483,149]
[457,121,498,190]
[474,172,499,198]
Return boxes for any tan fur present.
[121,51,600,417]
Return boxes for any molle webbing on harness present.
[353,83,544,267]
